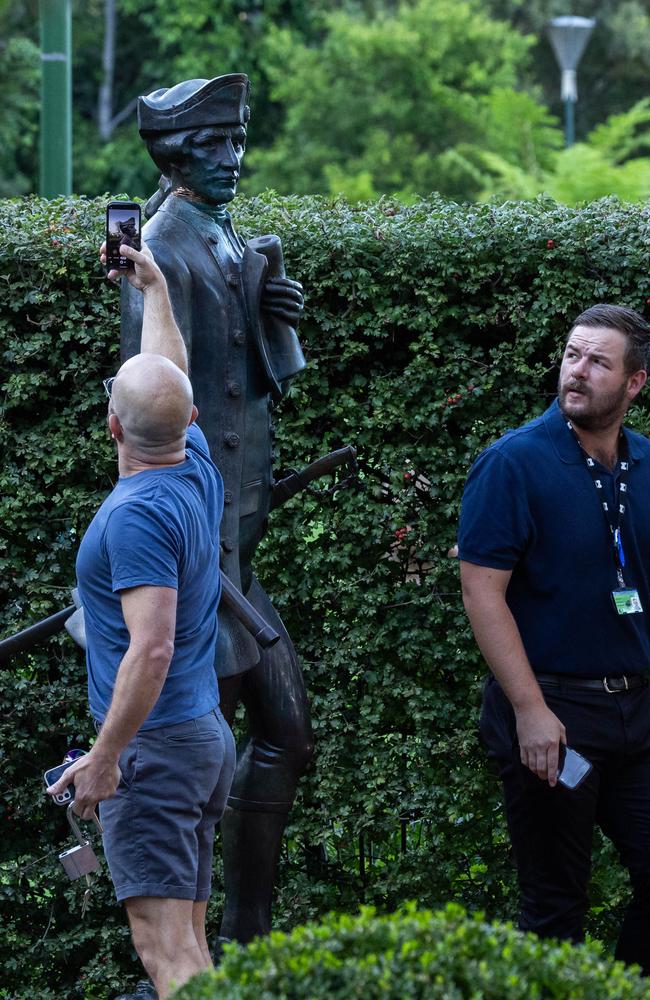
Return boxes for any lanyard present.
[566,420,631,588]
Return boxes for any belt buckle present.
[603,675,628,693]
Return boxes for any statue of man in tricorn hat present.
[120,73,317,962]
[0,72,357,1000]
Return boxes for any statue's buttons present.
[233,331,245,346]
[227,381,242,397]
[227,273,239,287]
[222,538,234,552]
[224,432,240,448]
[223,490,233,505]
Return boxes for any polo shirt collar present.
[543,397,644,464]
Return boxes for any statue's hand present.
[99,241,164,292]
[262,277,304,326]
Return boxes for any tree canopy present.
[245,0,546,201]
[3,0,650,202]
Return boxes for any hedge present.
[172,903,650,1000]
[3,193,650,997]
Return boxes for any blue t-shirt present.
[458,399,650,677]
[76,423,223,728]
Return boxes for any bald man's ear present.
[108,412,124,442]
[188,404,198,426]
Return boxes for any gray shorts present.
[98,708,236,902]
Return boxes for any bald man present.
[49,244,236,1000]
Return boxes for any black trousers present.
[480,674,650,973]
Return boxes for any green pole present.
[39,0,72,197]
[564,99,575,148]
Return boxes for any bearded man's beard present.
[558,377,628,432]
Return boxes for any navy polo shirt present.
[458,399,650,677]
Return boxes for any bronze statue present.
[120,74,325,951]
[0,77,355,997]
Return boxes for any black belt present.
[536,673,649,694]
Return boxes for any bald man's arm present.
[140,279,188,374]
[118,244,189,375]
[47,585,176,819]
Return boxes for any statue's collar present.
[187,199,230,224]
[162,194,231,228]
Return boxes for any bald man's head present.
[110,354,194,452]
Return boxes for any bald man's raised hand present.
[100,241,165,292]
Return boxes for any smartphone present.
[558,746,592,790]
[43,757,83,805]
[106,200,141,270]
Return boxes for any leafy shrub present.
[3,193,650,997]
[480,99,650,204]
[173,903,650,1000]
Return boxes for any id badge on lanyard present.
[611,527,643,614]
[568,422,643,616]
[612,588,643,614]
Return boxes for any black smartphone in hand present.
[558,746,592,790]
[106,200,141,271]
[44,760,77,805]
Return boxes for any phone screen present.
[558,747,593,790]
[106,201,141,270]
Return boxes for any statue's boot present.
[216,578,315,950]
[218,801,290,944]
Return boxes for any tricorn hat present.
[138,74,250,135]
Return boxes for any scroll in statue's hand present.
[261,276,304,326]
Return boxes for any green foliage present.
[3,0,564,202]
[173,903,650,999]
[72,117,158,203]
[246,0,549,201]
[481,87,562,175]
[4,0,327,199]
[0,35,40,196]
[5,0,650,201]
[4,193,650,996]
[589,98,650,163]
[5,0,649,204]
[480,99,650,204]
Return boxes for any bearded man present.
[458,304,650,973]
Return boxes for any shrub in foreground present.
[173,903,649,1000]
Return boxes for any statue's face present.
[175,124,246,203]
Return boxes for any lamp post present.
[39,0,72,197]
[546,15,596,148]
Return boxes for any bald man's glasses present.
[103,377,115,398]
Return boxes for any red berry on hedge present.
[547,239,554,249]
